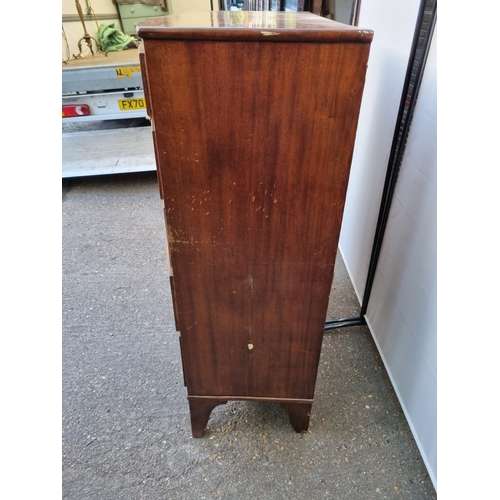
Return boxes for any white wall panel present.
[367,27,437,486]
[340,0,420,298]
[339,0,437,489]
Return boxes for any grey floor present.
[62,171,436,499]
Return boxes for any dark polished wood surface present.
[139,12,372,436]
[137,11,373,43]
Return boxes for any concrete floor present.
[62,171,436,499]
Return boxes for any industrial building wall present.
[339,0,437,488]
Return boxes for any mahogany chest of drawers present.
[138,11,372,437]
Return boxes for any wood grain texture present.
[189,399,227,438]
[138,44,164,200]
[278,402,312,433]
[139,12,372,435]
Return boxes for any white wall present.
[339,0,437,489]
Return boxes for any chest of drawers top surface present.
[137,11,373,42]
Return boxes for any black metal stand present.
[325,0,437,332]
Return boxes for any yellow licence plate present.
[118,98,146,111]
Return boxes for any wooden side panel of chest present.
[139,13,372,437]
